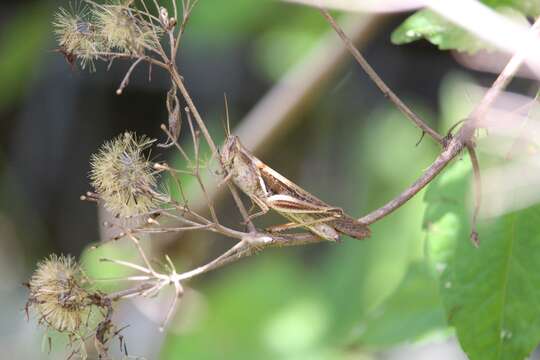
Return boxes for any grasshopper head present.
[220,135,242,171]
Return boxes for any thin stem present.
[358,139,464,225]
[505,89,540,159]
[467,145,481,247]
[94,52,167,69]
[116,57,144,95]
[174,241,247,281]
[164,166,190,205]
[159,281,183,331]
[320,9,444,145]
[176,98,221,225]
[227,183,257,233]
[160,123,193,166]
[173,0,198,61]
[170,67,219,156]
[100,258,152,274]
[137,0,169,57]
[127,232,157,275]
[466,17,540,134]
[135,224,213,233]
[94,275,153,282]
[174,232,324,282]
[171,0,178,22]
[162,207,212,227]
[107,282,156,301]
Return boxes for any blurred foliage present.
[161,255,326,360]
[185,0,328,80]
[391,0,538,53]
[80,241,141,293]
[0,3,50,111]
[186,0,275,45]
[316,103,438,346]
[355,261,446,347]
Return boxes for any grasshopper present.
[219,135,370,241]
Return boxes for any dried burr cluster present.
[53,0,163,70]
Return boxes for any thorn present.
[470,231,480,248]
[415,131,426,147]
[154,162,168,170]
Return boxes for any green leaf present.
[424,158,540,360]
[482,0,540,16]
[391,0,538,53]
[355,261,447,347]
[391,9,490,53]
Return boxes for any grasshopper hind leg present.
[310,223,340,242]
[267,214,340,242]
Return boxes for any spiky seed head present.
[90,132,158,217]
[53,5,102,70]
[93,2,160,55]
[27,255,90,333]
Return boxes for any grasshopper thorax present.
[219,135,267,199]
[219,135,241,172]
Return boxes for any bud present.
[160,7,170,29]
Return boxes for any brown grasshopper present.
[220,135,370,241]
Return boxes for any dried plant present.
[26,255,92,333]
[89,132,159,218]
[54,4,101,69]
[25,0,539,358]
[91,0,161,55]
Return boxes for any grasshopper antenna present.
[223,93,231,137]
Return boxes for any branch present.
[116,57,144,95]
[173,232,324,282]
[466,17,540,133]
[359,139,464,224]
[467,144,481,246]
[320,9,444,145]
[359,16,540,227]
[169,68,219,156]
[94,52,167,69]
